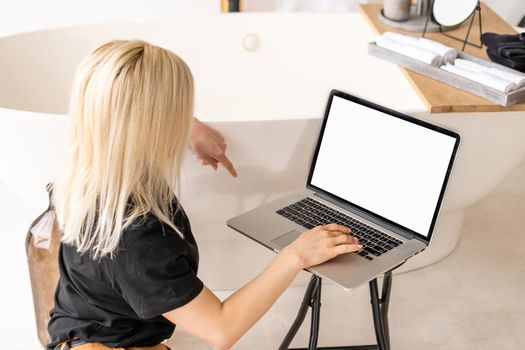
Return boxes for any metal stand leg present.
[380,272,393,350]
[421,0,435,38]
[308,277,322,350]
[369,273,393,350]
[280,268,400,350]
[279,275,319,350]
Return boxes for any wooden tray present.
[369,42,525,107]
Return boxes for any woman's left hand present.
[189,118,238,177]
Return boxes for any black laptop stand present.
[278,262,406,350]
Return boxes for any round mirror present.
[432,0,478,27]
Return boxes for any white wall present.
[1,0,522,38]
[485,0,525,27]
[0,0,220,37]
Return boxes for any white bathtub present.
[1,13,524,290]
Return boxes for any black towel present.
[487,51,525,71]
[481,32,525,72]
[497,46,525,59]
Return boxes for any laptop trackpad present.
[271,229,302,249]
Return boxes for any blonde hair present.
[53,40,194,258]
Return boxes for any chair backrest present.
[25,207,61,348]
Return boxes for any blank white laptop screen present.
[310,96,457,237]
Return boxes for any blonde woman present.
[48,40,361,350]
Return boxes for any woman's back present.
[48,206,203,349]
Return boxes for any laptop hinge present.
[311,191,419,241]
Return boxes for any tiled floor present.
[166,164,525,350]
[2,162,524,349]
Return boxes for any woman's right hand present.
[282,224,362,269]
[164,223,361,350]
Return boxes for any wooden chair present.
[25,192,60,348]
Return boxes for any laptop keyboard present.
[276,197,403,261]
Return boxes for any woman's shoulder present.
[119,204,193,256]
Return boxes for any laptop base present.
[278,262,406,350]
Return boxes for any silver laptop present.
[227,90,460,290]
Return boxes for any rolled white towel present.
[376,35,442,66]
[384,32,457,64]
[441,63,518,93]
[454,58,525,87]
[419,38,457,64]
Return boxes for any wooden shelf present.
[359,3,524,113]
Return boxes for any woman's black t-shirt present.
[47,204,203,349]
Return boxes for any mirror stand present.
[422,0,483,51]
